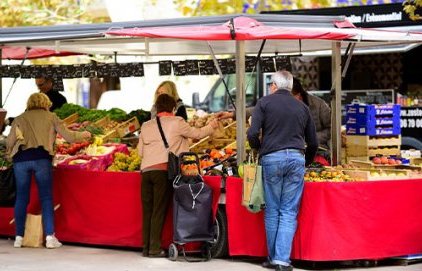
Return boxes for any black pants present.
[141,170,171,255]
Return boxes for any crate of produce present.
[63,113,79,126]
[93,116,120,133]
[116,117,140,138]
[189,121,238,153]
[346,104,401,116]
[342,169,409,181]
[346,135,401,148]
[346,124,401,136]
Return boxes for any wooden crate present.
[99,129,119,142]
[410,158,422,166]
[346,156,371,164]
[346,146,400,157]
[343,168,409,181]
[116,117,140,137]
[189,121,238,152]
[349,160,373,168]
[346,135,401,147]
[63,113,79,126]
[93,116,111,127]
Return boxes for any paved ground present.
[0,238,421,271]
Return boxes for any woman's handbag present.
[241,153,265,213]
[0,166,16,207]
[156,117,179,181]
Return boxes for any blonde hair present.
[154,81,180,102]
[27,93,52,111]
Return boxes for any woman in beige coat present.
[137,94,217,257]
[6,93,91,249]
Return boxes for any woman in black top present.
[150,81,187,120]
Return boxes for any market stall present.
[1,13,422,262]
[0,169,222,248]
[225,176,422,260]
[2,171,421,260]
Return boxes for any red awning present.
[106,17,353,41]
[1,46,80,60]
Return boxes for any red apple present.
[388,159,396,165]
[381,156,389,164]
[395,160,402,165]
[373,157,382,164]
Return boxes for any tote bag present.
[241,155,265,213]
[22,214,44,248]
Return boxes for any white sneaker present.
[14,236,23,248]
[46,235,62,249]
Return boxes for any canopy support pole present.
[207,42,236,110]
[331,42,342,165]
[341,42,355,79]
[235,40,246,164]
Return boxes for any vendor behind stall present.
[35,77,67,112]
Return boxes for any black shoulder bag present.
[0,165,16,207]
[156,117,180,182]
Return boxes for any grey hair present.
[271,70,293,91]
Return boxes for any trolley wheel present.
[168,243,178,261]
[211,206,228,258]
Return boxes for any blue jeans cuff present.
[272,260,290,266]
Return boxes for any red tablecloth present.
[225,177,422,261]
[0,169,221,248]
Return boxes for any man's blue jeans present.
[261,149,305,266]
[13,159,55,236]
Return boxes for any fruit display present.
[84,144,115,156]
[198,147,238,177]
[304,167,357,182]
[92,116,120,134]
[56,141,90,155]
[188,113,233,128]
[372,156,402,165]
[342,168,410,181]
[189,121,237,153]
[107,149,141,172]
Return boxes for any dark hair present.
[291,78,309,106]
[155,94,176,113]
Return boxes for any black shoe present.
[262,260,276,269]
[149,250,166,258]
[275,265,293,271]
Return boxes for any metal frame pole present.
[331,42,342,165]
[235,40,246,164]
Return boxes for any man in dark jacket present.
[292,78,331,151]
[247,71,318,271]
[35,77,67,112]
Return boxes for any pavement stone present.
[0,238,421,271]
